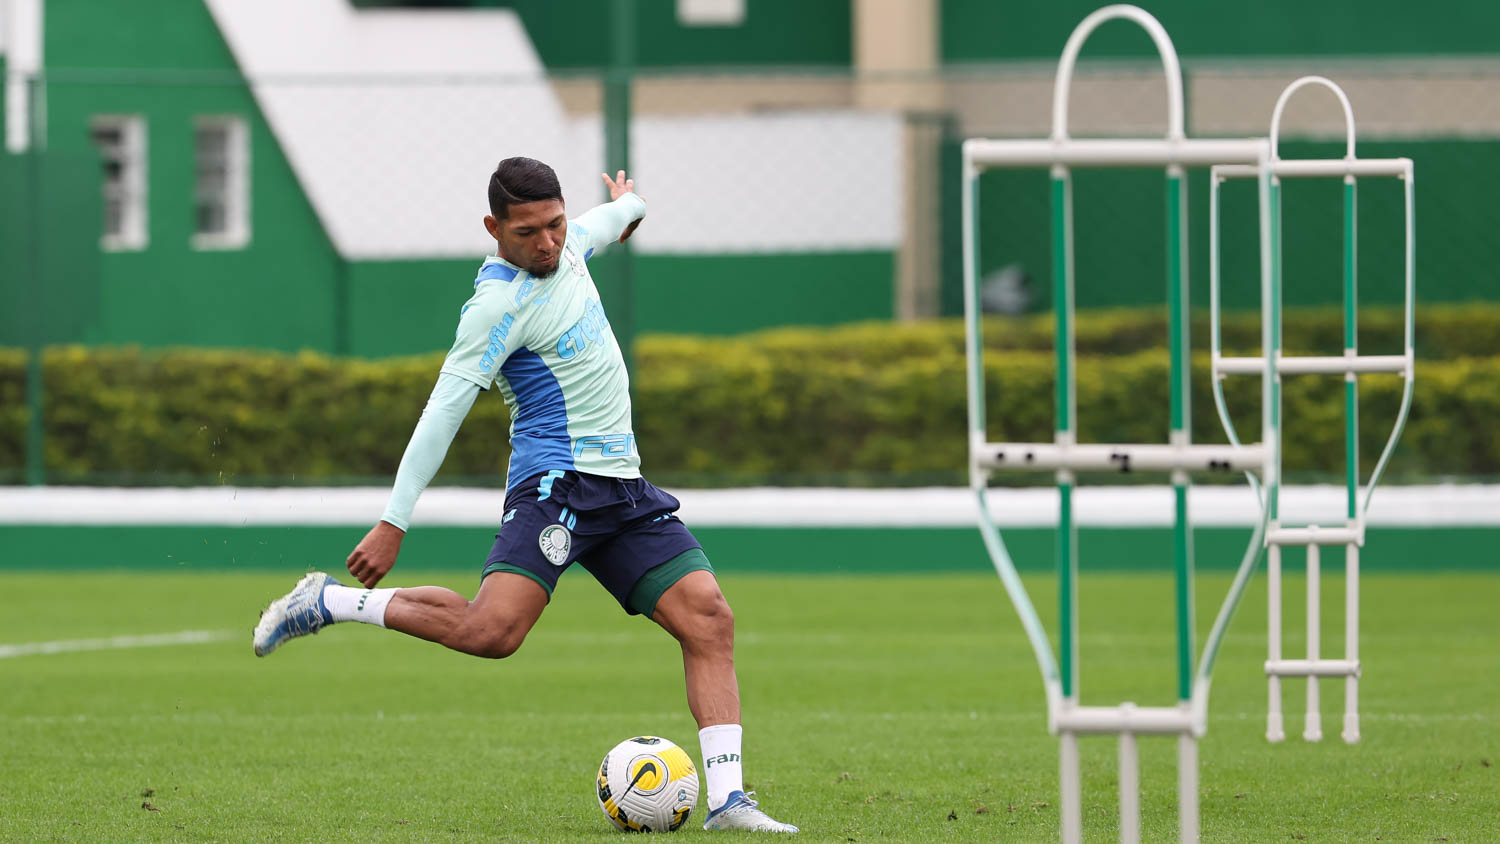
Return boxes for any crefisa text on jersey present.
[557,298,611,360]
[478,313,517,373]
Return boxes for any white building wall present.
[204,0,903,261]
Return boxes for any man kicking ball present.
[254,157,797,834]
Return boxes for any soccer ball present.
[596,735,699,832]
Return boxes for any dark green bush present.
[634,343,1487,484]
[0,348,25,482]
[0,307,1494,486]
[654,304,1496,367]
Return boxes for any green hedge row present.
[677,304,1497,367]
[635,338,1491,484]
[1,322,1495,485]
[0,348,25,475]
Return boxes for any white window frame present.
[90,115,149,251]
[191,115,251,250]
[677,0,745,27]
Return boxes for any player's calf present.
[438,615,530,659]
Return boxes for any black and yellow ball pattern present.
[597,736,700,832]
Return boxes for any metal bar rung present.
[1266,659,1361,678]
[965,137,1266,170]
[979,442,1264,473]
[1214,158,1411,180]
[1216,354,1408,376]
[1054,703,1195,735]
[1267,525,1363,546]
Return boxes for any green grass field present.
[3,569,1496,842]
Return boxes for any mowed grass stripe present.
[2,571,1496,842]
[0,629,236,659]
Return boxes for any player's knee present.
[469,628,527,659]
[454,617,528,659]
[682,588,734,648]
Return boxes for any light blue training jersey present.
[439,193,646,491]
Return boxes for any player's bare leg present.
[652,571,797,833]
[253,571,546,659]
[652,571,740,727]
[384,572,547,658]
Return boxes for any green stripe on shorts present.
[627,548,714,618]
[481,561,554,596]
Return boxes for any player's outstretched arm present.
[601,170,643,244]
[347,372,480,587]
[575,171,646,257]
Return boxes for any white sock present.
[322,584,395,627]
[699,724,744,811]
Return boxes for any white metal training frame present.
[1209,77,1416,744]
[962,6,1273,843]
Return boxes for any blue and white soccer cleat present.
[252,572,337,657]
[702,791,799,833]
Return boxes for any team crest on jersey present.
[539,524,572,565]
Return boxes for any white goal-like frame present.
[961,5,1275,842]
[1209,75,1416,745]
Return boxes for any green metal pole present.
[25,347,45,485]
[1050,170,1078,701]
[604,0,636,370]
[24,99,47,486]
[1167,168,1193,702]
[964,171,986,438]
[1343,178,1358,519]
[1167,172,1188,436]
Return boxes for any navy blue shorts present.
[482,470,701,614]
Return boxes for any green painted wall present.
[633,251,892,335]
[941,138,1500,317]
[0,524,1493,573]
[0,145,102,348]
[355,0,853,69]
[0,154,28,346]
[346,260,475,357]
[942,0,1500,62]
[33,0,343,353]
[0,56,28,349]
[347,250,894,358]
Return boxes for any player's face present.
[485,199,567,277]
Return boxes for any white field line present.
[0,629,236,660]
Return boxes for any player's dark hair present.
[488,157,563,219]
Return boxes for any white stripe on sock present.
[323,585,395,627]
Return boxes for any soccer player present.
[253,158,797,834]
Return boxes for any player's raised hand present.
[601,169,635,201]
[601,170,643,243]
[346,520,405,587]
